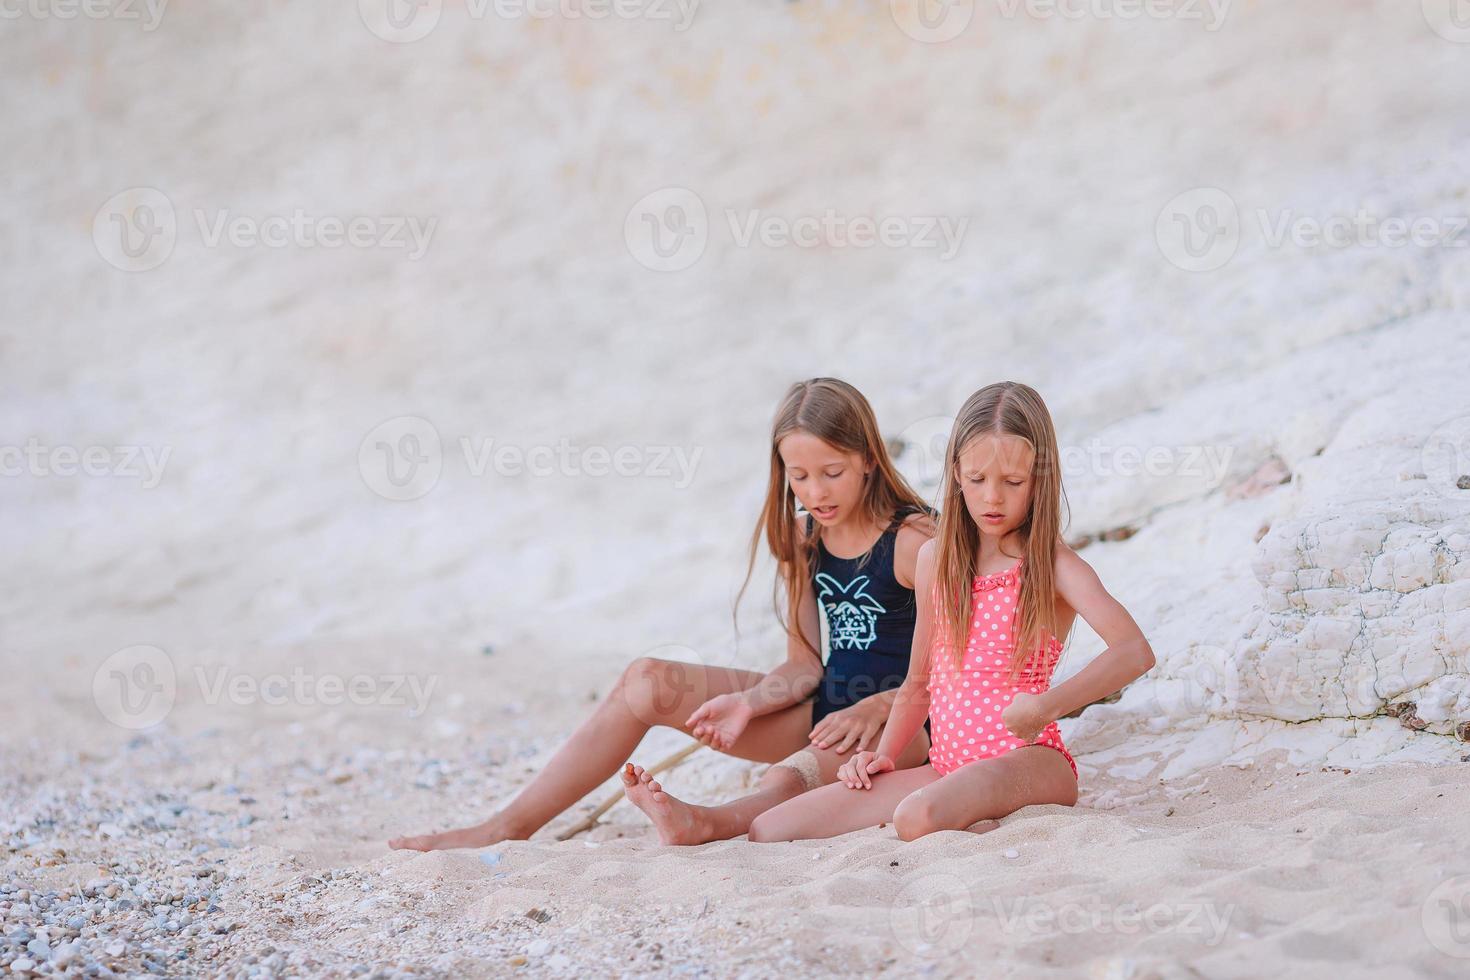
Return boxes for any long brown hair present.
[738,378,931,659]
[934,382,1070,674]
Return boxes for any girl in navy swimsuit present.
[389,378,934,852]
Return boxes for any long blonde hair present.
[934,382,1070,674]
[738,378,931,659]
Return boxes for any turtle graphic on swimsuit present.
[814,573,888,651]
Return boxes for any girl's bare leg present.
[621,725,931,846]
[388,657,812,851]
[747,764,942,842]
[890,745,1077,841]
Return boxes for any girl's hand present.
[1002,692,1051,743]
[685,694,754,752]
[837,750,894,789]
[808,699,886,755]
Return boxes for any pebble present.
[526,939,551,957]
[1003,848,1020,859]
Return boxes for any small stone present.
[1003,848,1020,859]
[478,852,502,867]
[11,958,36,974]
[507,955,527,966]
[1457,475,1470,490]
[526,939,551,957]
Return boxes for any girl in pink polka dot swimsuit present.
[748,383,1156,844]
[924,555,1076,778]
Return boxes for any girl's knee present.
[893,791,942,842]
[617,657,684,723]
[747,811,788,843]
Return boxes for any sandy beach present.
[3,0,1469,976]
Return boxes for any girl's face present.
[778,430,869,528]
[955,432,1035,539]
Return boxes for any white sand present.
[3,1,1469,976]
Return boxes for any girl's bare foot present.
[387,818,527,852]
[620,763,718,846]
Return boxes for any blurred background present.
[3,0,1469,779]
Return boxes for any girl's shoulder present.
[892,506,937,542]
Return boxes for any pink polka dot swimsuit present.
[926,557,1077,779]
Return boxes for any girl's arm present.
[869,537,938,761]
[737,570,825,717]
[1025,543,1155,730]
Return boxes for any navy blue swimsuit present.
[808,507,933,741]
